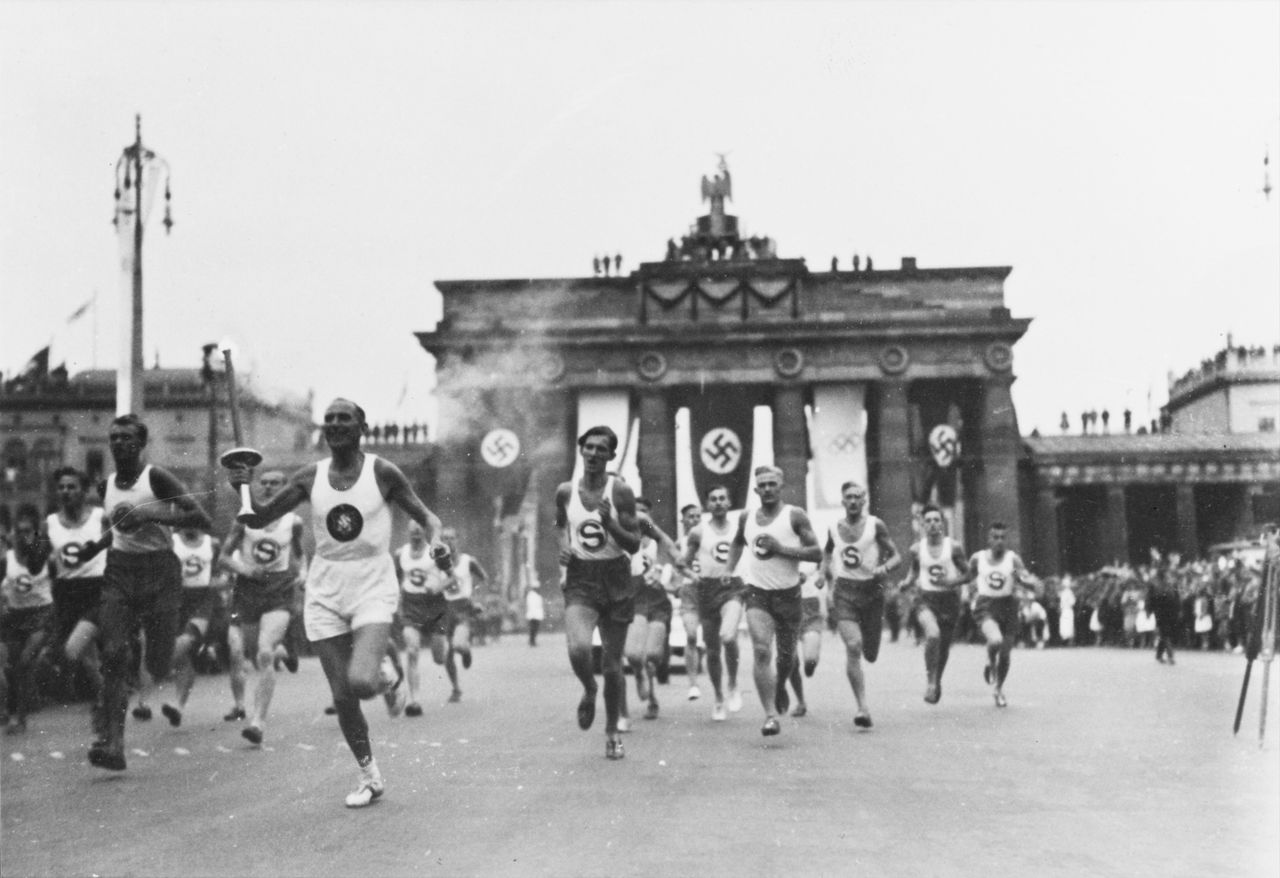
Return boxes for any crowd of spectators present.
[1013,552,1267,652]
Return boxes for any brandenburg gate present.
[419,161,1030,605]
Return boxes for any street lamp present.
[113,114,172,417]
[201,343,219,522]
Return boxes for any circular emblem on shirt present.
[713,541,731,564]
[752,535,774,560]
[183,556,205,577]
[480,429,521,469]
[578,520,606,552]
[407,568,427,589]
[15,574,34,594]
[326,504,365,542]
[928,564,946,585]
[987,571,1007,591]
[841,545,863,570]
[700,428,742,475]
[60,543,84,569]
[252,539,282,565]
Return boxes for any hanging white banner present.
[809,384,867,508]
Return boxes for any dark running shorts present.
[800,596,825,635]
[400,591,450,637]
[697,576,745,620]
[179,586,219,638]
[917,589,961,637]
[744,584,802,631]
[634,583,673,626]
[447,598,475,635]
[563,555,635,625]
[231,571,296,625]
[973,595,1021,639]
[832,578,886,662]
[1,604,55,646]
[53,577,104,641]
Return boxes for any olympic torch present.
[218,340,262,522]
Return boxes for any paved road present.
[2,632,1277,878]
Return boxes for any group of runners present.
[555,424,1041,758]
[2,401,1040,807]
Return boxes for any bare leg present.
[746,607,779,718]
[226,625,248,715]
[563,604,600,729]
[249,609,291,730]
[837,620,870,718]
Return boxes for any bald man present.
[228,398,445,807]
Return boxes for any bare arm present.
[146,467,213,531]
[375,458,441,542]
[681,526,703,569]
[873,519,903,578]
[554,482,572,565]
[725,513,748,578]
[899,542,921,591]
[230,463,315,528]
[756,508,823,563]
[603,480,641,555]
[640,515,689,576]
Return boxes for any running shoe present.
[283,653,299,674]
[241,724,263,745]
[644,701,659,720]
[983,664,993,685]
[687,684,702,701]
[775,684,790,716]
[461,650,472,670]
[854,711,873,729]
[131,705,152,721]
[447,690,462,704]
[791,703,807,718]
[88,742,126,771]
[161,704,182,728]
[711,703,727,722]
[5,718,27,736]
[803,660,818,678]
[761,717,781,737]
[605,737,625,760]
[224,706,246,722]
[324,704,338,716]
[994,692,1008,708]
[344,760,385,808]
[404,702,423,718]
[924,684,941,705]
[726,688,743,713]
[616,716,631,733]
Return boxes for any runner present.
[439,526,489,687]
[219,469,306,744]
[81,413,212,771]
[675,503,704,701]
[158,525,221,728]
[554,425,641,760]
[784,563,825,718]
[622,497,686,723]
[44,467,108,737]
[823,481,902,728]
[395,520,458,714]
[681,485,745,721]
[227,398,445,806]
[900,504,969,705]
[725,466,822,736]
[0,507,55,735]
[960,521,1036,708]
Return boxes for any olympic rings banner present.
[809,384,868,509]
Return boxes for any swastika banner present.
[688,389,755,509]
[809,383,867,508]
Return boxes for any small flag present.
[67,297,94,323]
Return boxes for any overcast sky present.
[2,1,1277,437]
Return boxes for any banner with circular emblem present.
[688,389,756,509]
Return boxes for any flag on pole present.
[67,296,94,323]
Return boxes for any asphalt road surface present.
[2,631,1277,878]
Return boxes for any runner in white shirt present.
[725,466,822,737]
[899,504,970,705]
[959,521,1036,708]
